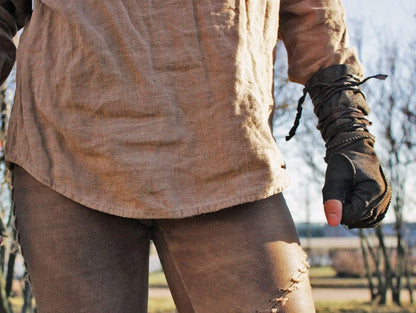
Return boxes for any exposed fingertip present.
[326,213,341,226]
[324,199,343,227]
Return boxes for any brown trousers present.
[12,165,315,313]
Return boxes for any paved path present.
[149,287,370,301]
[312,287,370,301]
[149,287,412,303]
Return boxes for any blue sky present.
[343,0,416,224]
[343,0,416,45]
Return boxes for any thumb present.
[324,199,343,226]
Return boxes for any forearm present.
[278,0,363,84]
[308,65,391,228]
[0,0,31,84]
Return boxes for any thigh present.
[153,193,315,313]
[12,165,151,313]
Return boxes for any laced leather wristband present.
[287,64,392,229]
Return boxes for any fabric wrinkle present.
[4,0,362,220]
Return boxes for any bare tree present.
[273,19,416,306]
[0,82,15,313]
[368,37,415,305]
[0,69,35,312]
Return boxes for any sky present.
[343,0,416,31]
[284,0,416,224]
[342,0,416,50]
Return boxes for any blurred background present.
[0,1,415,312]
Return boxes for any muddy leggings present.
[12,165,316,313]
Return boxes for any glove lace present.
[285,73,387,141]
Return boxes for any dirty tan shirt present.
[1,0,362,218]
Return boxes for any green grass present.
[148,296,176,313]
[147,269,416,313]
[9,292,416,313]
[309,266,416,289]
[150,267,371,289]
[309,266,337,278]
[314,301,416,313]
[9,296,36,313]
[309,266,368,288]
[149,271,169,287]
[10,297,23,312]
[146,297,416,313]
[9,270,416,313]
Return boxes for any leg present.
[153,194,315,313]
[12,165,151,313]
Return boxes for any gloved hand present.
[323,135,391,228]
[290,64,392,229]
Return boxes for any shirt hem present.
[7,156,291,219]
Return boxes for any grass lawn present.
[148,296,177,313]
[149,271,169,287]
[8,269,416,312]
[314,301,416,313]
[309,266,369,288]
[149,266,372,289]
[148,297,416,313]
[147,269,416,313]
[147,297,416,313]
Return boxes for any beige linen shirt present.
[1,0,362,218]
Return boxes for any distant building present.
[296,222,416,246]
[296,222,416,270]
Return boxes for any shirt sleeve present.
[278,0,363,85]
[0,0,31,85]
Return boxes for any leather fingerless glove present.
[304,64,391,228]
